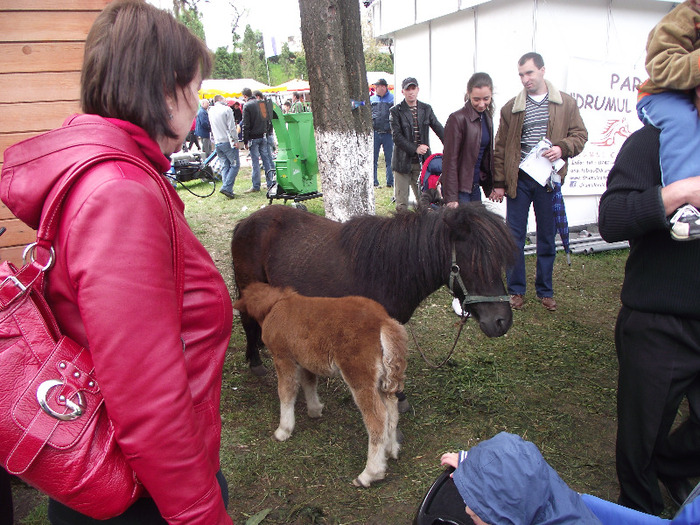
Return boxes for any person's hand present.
[489,188,505,202]
[446,201,459,209]
[542,146,562,162]
[416,144,429,155]
[440,452,459,469]
[662,175,700,215]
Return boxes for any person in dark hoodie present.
[0,1,232,524]
[440,432,700,525]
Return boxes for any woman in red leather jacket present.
[441,72,498,206]
[0,1,233,523]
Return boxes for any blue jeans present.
[458,182,482,203]
[637,91,700,186]
[373,131,394,186]
[249,137,274,190]
[506,172,556,298]
[215,142,240,193]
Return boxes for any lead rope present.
[408,246,472,369]
[409,245,509,369]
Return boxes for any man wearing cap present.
[390,77,445,211]
[371,79,394,188]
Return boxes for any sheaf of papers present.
[519,139,565,187]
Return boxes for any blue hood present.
[453,433,601,525]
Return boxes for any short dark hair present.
[242,87,253,98]
[253,90,263,98]
[81,0,212,141]
[518,52,544,69]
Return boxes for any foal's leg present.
[273,358,300,441]
[300,368,324,418]
[383,392,400,460]
[346,380,389,487]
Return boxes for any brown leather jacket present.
[441,102,494,203]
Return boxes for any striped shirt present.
[520,93,549,160]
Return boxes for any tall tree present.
[298,0,373,220]
[240,24,267,82]
[212,47,241,79]
[176,6,205,42]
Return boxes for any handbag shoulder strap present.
[34,152,184,314]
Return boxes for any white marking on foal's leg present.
[384,394,400,460]
[274,362,299,441]
[300,368,323,418]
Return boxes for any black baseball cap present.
[375,78,388,86]
[402,77,418,89]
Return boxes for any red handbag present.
[0,152,183,519]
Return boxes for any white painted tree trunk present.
[316,129,374,222]
[299,0,374,221]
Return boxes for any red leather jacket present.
[0,114,233,524]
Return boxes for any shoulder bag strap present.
[32,152,184,314]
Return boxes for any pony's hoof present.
[250,364,268,377]
[273,428,291,441]
[352,477,370,488]
[308,405,324,418]
[398,398,411,414]
[396,428,405,444]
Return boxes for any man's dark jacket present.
[242,98,270,142]
[389,100,445,174]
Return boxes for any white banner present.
[564,58,647,196]
[263,34,280,58]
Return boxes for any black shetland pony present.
[231,204,515,375]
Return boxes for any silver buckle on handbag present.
[36,379,85,421]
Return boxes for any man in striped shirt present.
[492,52,588,312]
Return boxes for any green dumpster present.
[270,103,319,196]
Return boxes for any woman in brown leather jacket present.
[442,73,498,206]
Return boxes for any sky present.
[148,0,301,51]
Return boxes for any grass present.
[13,158,674,523]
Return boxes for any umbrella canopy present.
[271,78,310,93]
[199,78,274,99]
[550,176,571,265]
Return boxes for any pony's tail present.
[378,320,408,394]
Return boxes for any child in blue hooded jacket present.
[441,432,700,525]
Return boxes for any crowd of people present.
[1,0,700,523]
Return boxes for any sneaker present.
[670,204,700,241]
[244,187,260,193]
[538,296,557,311]
[219,189,235,199]
[509,294,524,310]
[451,297,471,318]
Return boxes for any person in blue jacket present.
[370,78,394,188]
[440,432,699,525]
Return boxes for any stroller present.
[419,152,444,209]
[166,150,218,197]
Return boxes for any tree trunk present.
[298,0,374,221]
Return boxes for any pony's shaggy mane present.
[338,205,514,305]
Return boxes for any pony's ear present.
[442,206,473,241]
